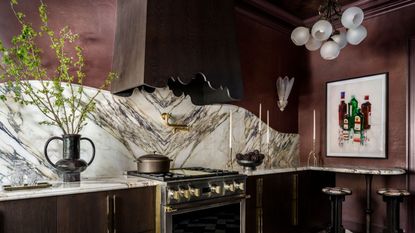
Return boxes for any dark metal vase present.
[44,134,95,182]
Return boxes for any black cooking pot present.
[136,152,172,173]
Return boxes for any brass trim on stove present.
[155,185,161,233]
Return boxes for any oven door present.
[162,195,246,233]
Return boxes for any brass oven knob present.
[189,187,201,197]
[234,182,245,191]
[180,189,191,199]
[210,184,222,194]
[168,189,180,200]
[224,183,235,192]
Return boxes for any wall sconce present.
[276,76,295,111]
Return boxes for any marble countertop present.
[242,166,406,176]
[0,166,406,202]
[0,176,161,202]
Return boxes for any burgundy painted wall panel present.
[0,0,116,89]
[408,36,415,233]
[299,5,415,167]
[299,5,415,232]
[0,1,301,133]
[234,10,305,133]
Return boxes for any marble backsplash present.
[0,82,299,183]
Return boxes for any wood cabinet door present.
[112,187,155,233]
[0,197,57,233]
[57,191,110,233]
[262,173,295,233]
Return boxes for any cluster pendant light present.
[291,0,367,60]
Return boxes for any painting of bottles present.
[326,73,387,158]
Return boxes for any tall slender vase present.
[44,134,95,182]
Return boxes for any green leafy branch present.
[0,0,116,135]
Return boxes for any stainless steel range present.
[128,167,247,233]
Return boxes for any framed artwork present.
[326,73,388,158]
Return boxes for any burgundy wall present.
[0,0,301,133]
[409,35,415,233]
[299,5,415,232]
[0,0,116,89]
[234,9,305,133]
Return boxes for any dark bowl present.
[236,159,263,171]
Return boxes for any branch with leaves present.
[0,0,116,135]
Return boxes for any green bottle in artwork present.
[348,95,358,129]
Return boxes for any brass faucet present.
[161,113,190,132]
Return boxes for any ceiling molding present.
[304,0,415,26]
[235,4,292,35]
[243,0,415,30]
[242,0,304,27]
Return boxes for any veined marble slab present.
[243,166,406,176]
[306,166,406,175]
[1,166,405,202]
[0,81,299,183]
[0,176,161,202]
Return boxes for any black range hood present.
[111,0,243,105]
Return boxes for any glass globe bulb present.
[305,37,322,51]
[291,27,310,46]
[331,31,347,49]
[347,25,367,45]
[320,41,340,60]
[341,7,364,29]
[311,20,333,41]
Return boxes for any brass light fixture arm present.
[161,113,190,132]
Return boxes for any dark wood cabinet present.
[0,196,57,233]
[0,187,155,233]
[246,172,296,233]
[112,188,155,233]
[57,191,109,233]
[111,0,243,105]
[57,187,156,233]
[246,171,335,233]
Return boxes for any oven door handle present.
[164,206,178,213]
[164,194,249,214]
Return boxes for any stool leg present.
[383,196,403,233]
[328,195,345,233]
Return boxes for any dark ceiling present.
[266,0,359,20]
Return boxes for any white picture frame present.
[326,73,388,158]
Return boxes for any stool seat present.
[377,188,410,197]
[322,187,352,196]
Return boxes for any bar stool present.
[322,187,352,233]
[377,188,410,233]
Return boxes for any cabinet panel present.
[246,171,335,233]
[0,197,57,233]
[298,171,335,231]
[57,191,109,233]
[113,187,155,233]
[262,173,294,233]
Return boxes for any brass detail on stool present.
[161,113,190,132]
